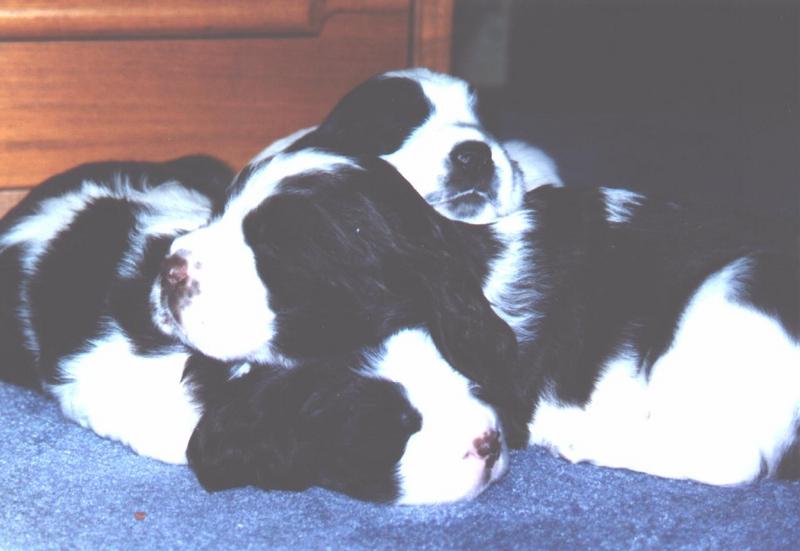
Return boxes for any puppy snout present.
[451,141,492,172]
[161,252,190,289]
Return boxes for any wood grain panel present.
[411,0,453,72]
[0,189,28,218]
[0,0,323,39]
[0,9,409,189]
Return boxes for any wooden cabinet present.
[0,0,453,215]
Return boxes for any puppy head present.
[187,329,509,504]
[287,68,526,223]
[153,152,518,378]
[154,149,525,432]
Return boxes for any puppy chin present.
[438,194,498,225]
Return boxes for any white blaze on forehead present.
[224,150,360,222]
[383,68,478,123]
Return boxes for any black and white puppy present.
[156,151,516,503]
[172,150,799,487]
[250,68,561,224]
[0,156,232,462]
[0,156,510,504]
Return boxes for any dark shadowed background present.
[452,0,798,218]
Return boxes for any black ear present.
[161,155,235,212]
[288,76,430,156]
[186,367,317,493]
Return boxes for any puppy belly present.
[529,262,800,485]
[51,335,199,464]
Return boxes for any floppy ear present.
[287,76,428,156]
[186,364,317,493]
[161,155,235,212]
[423,272,531,448]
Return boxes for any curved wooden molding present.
[0,0,326,39]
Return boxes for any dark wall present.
[507,0,797,114]
[454,0,799,217]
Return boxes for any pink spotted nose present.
[473,429,501,468]
[161,253,189,289]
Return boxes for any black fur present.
[230,158,799,461]
[186,354,422,503]
[516,186,797,411]
[0,156,233,388]
[240,158,525,435]
[288,76,431,157]
[28,197,138,384]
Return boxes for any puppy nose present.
[450,141,492,171]
[161,253,189,288]
[473,430,501,463]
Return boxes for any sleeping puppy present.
[0,156,509,504]
[249,68,561,224]
[172,150,799,487]
[0,156,236,462]
[186,330,508,504]
[154,151,521,502]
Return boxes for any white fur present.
[3,177,214,361]
[249,126,316,165]
[52,329,199,464]
[156,217,279,364]
[226,150,357,221]
[528,258,800,484]
[384,121,522,224]
[381,71,524,224]
[601,188,644,224]
[482,209,539,342]
[368,328,508,504]
[502,139,563,190]
[120,182,215,279]
[157,152,356,364]
[247,69,555,224]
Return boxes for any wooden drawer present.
[0,0,453,215]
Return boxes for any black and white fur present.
[0,156,511,504]
[156,151,515,502]
[250,68,561,224]
[0,157,232,462]
[168,150,800,490]
[0,68,544,504]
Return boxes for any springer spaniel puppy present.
[173,150,799,488]
[0,156,234,462]
[250,68,561,224]
[0,156,508,504]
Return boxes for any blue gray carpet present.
[2,382,799,550]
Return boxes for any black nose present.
[161,253,189,289]
[450,141,492,171]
